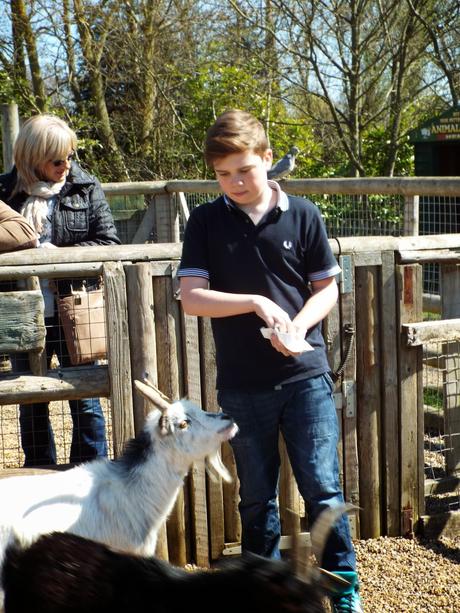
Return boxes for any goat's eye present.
[179,419,190,430]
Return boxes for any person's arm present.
[270,276,338,357]
[293,276,338,334]
[0,200,38,253]
[179,276,294,330]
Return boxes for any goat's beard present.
[205,451,232,483]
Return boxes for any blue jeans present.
[218,373,356,573]
[13,313,108,467]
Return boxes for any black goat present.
[3,531,328,613]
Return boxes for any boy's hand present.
[253,296,292,332]
[271,325,310,357]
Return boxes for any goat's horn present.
[134,379,171,413]
[310,503,357,567]
[284,508,303,578]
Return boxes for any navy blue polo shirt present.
[178,183,341,391]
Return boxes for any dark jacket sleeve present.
[73,178,121,247]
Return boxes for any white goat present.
[0,379,238,609]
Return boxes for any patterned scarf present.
[20,180,65,237]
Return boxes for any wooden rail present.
[102,177,460,197]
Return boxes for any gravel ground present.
[352,534,460,612]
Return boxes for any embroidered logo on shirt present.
[283,240,293,250]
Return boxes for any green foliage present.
[1,1,458,181]
[424,387,443,409]
[361,126,414,176]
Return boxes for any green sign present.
[409,107,460,142]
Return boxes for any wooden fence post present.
[403,195,419,236]
[154,193,180,242]
[338,254,360,538]
[380,251,400,536]
[103,261,135,456]
[153,274,186,565]
[440,264,460,476]
[125,262,158,433]
[397,264,424,536]
[356,265,382,538]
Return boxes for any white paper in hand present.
[260,327,314,353]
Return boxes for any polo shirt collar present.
[223,180,290,212]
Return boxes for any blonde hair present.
[204,109,269,167]
[13,114,77,194]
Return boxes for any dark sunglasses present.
[51,152,75,167]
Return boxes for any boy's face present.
[213,149,273,207]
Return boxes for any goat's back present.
[3,532,326,613]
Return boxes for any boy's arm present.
[180,276,293,330]
[270,276,338,357]
[293,276,338,333]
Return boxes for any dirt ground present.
[0,399,112,467]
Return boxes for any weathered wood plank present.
[403,195,419,236]
[102,177,460,198]
[125,263,158,433]
[1,237,460,271]
[103,261,134,457]
[0,290,45,352]
[402,319,460,346]
[199,316,237,559]
[0,260,177,281]
[339,255,360,538]
[0,243,183,267]
[380,251,400,536]
[24,277,47,376]
[182,311,210,568]
[0,366,109,404]
[356,266,382,538]
[399,249,460,264]
[154,193,180,243]
[153,275,186,566]
[397,264,424,535]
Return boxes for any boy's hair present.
[204,110,269,167]
[13,114,78,194]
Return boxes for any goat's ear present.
[134,380,171,414]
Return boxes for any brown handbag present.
[57,284,107,366]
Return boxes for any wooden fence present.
[1,233,459,566]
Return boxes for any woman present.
[0,114,120,466]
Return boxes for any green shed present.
[409,106,460,176]
[409,107,460,293]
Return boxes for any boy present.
[177,110,363,613]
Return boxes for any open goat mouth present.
[219,422,239,440]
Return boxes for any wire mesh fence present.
[2,183,459,500]
[0,276,113,469]
[423,339,460,515]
